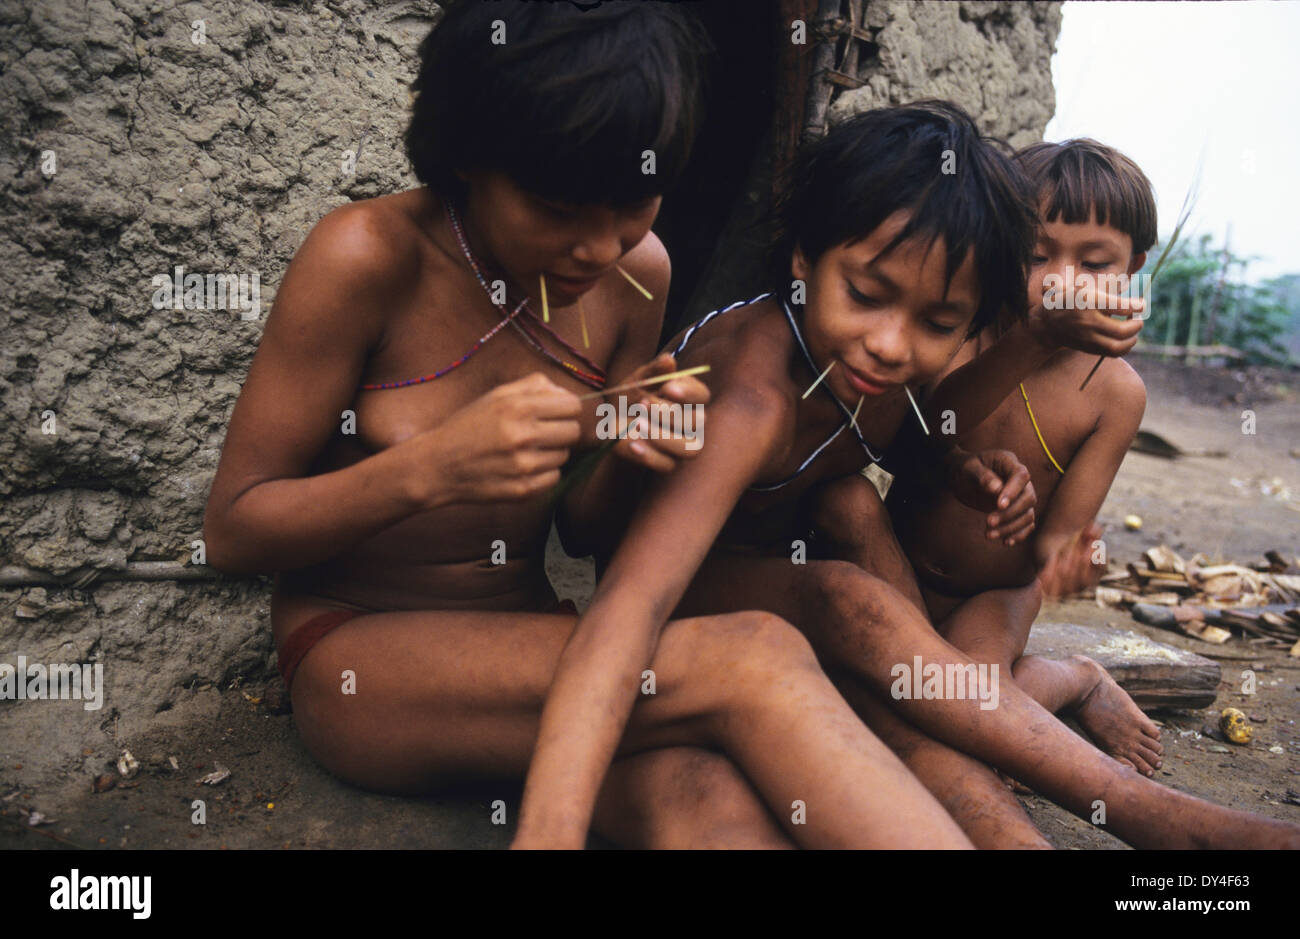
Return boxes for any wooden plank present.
[824,69,865,89]
[1024,621,1221,710]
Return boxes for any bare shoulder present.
[294,196,423,298]
[683,296,796,428]
[268,194,427,350]
[618,229,672,301]
[1093,355,1147,413]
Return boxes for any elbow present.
[201,505,256,575]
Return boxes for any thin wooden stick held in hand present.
[578,365,711,401]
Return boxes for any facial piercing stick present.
[904,385,930,436]
[802,361,835,400]
[615,264,654,301]
[539,273,550,323]
[578,297,590,349]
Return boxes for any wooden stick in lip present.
[578,297,590,349]
[615,264,654,301]
[849,395,864,432]
[801,360,835,400]
[578,365,711,401]
[904,385,930,436]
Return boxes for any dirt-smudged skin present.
[890,339,1143,598]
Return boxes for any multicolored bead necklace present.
[359,297,528,390]
[445,203,607,389]
[359,203,608,392]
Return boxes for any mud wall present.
[0,0,1060,723]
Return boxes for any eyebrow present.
[1036,233,1125,253]
[853,261,973,316]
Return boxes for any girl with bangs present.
[204,1,970,850]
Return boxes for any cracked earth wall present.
[0,0,1060,724]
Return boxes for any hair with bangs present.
[768,101,1037,336]
[405,0,709,208]
[1014,139,1157,256]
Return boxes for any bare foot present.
[1069,655,1164,776]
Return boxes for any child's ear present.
[1127,251,1147,276]
[791,245,811,281]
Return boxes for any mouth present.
[842,361,898,396]
[545,271,603,296]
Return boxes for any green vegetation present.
[1140,234,1299,366]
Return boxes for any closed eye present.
[846,280,882,308]
[535,196,580,218]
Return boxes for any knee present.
[807,560,897,629]
[725,610,821,673]
[687,610,822,700]
[812,475,889,543]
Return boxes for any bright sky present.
[1045,1,1300,283]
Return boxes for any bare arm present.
[923,321,1059,436]
[204,206,582,574]
[515,376,788,847]
[925,289,1146,437]
[203,208,427,573]
[1033,366,1146,571]
[557,236,708,558]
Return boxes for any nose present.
[860,310,909,370]
[571,214,624,270]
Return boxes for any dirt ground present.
[2,353,1297,850]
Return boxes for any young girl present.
[531,101,1300,850]
[203,2,969,850]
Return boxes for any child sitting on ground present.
[550,103,1300,848]
[877,139,1164,777]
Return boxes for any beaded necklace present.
[359,204,608,392]
[446,204,607,389]
[359,297,527,390]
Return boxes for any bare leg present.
[287,606,972,849]
[1015,655,1165,776]
[808,474,1052,846]
[831,673,1051,849]
[594,748,794,849]
[675,551,1300,849]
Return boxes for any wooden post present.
[802,0,843,143]
[772,0,820,197]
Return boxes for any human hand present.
[600,353,709,473]
[405,372,582,507]
[1038,521,1106,599]
[1028,281,1146,357]
[947,448,1037,546]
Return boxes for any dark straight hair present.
[1015,138,1158,256]
[405,0,710,208]
[768,100,1038,335]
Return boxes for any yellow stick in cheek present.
[904,385,930,436]
[539,273,550,323]
[578,296,590,349]
[615,263,654,301]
